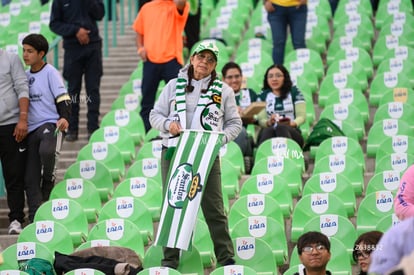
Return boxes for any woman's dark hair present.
[262,64,292,100]
[221,61,242,78]
[186,64,217,94]
[352,231,383,262]
[297,231,331,255]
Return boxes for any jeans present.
[140,58,181,132]
[267,3,307,65]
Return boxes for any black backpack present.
[303,118,346,151]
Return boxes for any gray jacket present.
[0,50,29,126]
[150,64,242,146]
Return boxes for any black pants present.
[257,125,304,148]
[63,41,103,134]
[184,3,201,51]
[0,124,26,223]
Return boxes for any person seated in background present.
[221,61,258,173]
[256,64,306,148]
[395,164,414,221]
[295,231,332,275]
[352,231,383,275]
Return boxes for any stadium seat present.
[125,158,162,186]
[0,242,53,271]
[64,269,105,275]
[64,160,114,202]
[318,74,364,108]
[89,126,137,164]
[228,194,284,232]
[375,213,401,233]
[136,139,162,161]
[375,135,414,165]
[372,35,411,67]
[88,218,145,258]
[230,216,288,266]
[365,170,402,195]
[193,218,216,268]
[33,199,89,248]
[50,178,101,223]
[375,1,413,30]
[113,177,162,221]
[327,47,373,78]
[356,191,395,235]
[378,87,414,107]
[210,265,258,275]
[374,152,414,174]
[137,267,182,275]
[220,158,241,200]
[75,240,121,251]
[369,71,412,107]
[232,237,278,275]
[98,196,153,245]
[77,142,125,182]
[325,58,369,93]
[291,193,348,242]
[239,173,293,218]
[303,172,356,217]
[17,220,74,255]
[373,102,414,130]
[143,128,161,143]
[118,78,142,96]
[284,48,324,81]
[219,141,245,175]
[0,271,29,275]
[111,93,141,114]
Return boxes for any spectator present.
[295,231,332,275]
[0,48,29,234]
[395,164,414,220]
[264,0,307,65]
[256,64,306,148]
[49,0,105,142]
[221,61,258,173]
[22,33,71,222]
[184,0,201,52]
[132,0,189,132]
[150,41,241,269]
[352,231,383,275]
[369,216,414,275]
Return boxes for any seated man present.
[295,231,332,275]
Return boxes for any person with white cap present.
[150,40,241,269]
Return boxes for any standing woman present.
[353,231,383,275]
[256,64,306,147]
[150,41,242,269]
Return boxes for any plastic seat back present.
[126,158,162,186]
[210,265,258,275]
[0,242,54,271]
[64,269,106,275]
[219,141,245,174]
[136,139,162,161]
[137,267,182,275]
[193,218,215,268]
[366,170,402,195]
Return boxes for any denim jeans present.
[267,3,307,65]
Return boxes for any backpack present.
[303,118,346,151]
[20,258,55,275]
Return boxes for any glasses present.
[225,74,242,80]
[195,53,216,64]
[302,244,327,254]
[267,73,284,79]
[353,250,373,260]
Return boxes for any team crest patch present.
[200,102,221,130]
[167,163,202,208]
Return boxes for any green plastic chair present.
[327,47,373,78]
[89,126,137,164]
[33,198,89,248]
[64,160,114,202]
[232,237,278,275]
[375,0,413,30]
[250,157,303,197]
[372,34,411,67]
[0,271,29,275]
[239,173,293,218]
[143,245,204,275]
[17,220,74,255]
[65,269,106,275]
[374,152,414,175]
[303,172,356,217]
[77,142,125,182]
[143,128,161,143]
[88,218,145,258]
[111,93,141,114]
[228,194,284,233]
[366,119,414,158]
[373,102,414,130]
[98,196,153,246]
[284,48,324,82]
[75,240,121,251]
[192,218,216,268]
[369,71,412,107]
[0,242,54,271]
[324,88,369,123]
[318,73,364,108]
[113,177,162,221]
[379,87,414,107]
[210,265,258,275]
[50,178,101,223]
[136,139,162,161]
[319,103,365,141]
[326,58,369,93]
[230,216,288,267]
[377,21,414,49]
[286,61,319,95]
[375,213,401,233]
[119,78,142,96]
[100,109,145,146]
[138,267,182,275]
[333,7,374,34]
[356,191,395,235]
[313,136,365,170]
[220,158,241,200]
[376,135,414,165]
[313,154,364,196]
[290,193,348,242]
[327,35,370,63]
[219,141,245,175]
[365,170,402,195]
[303,214,357,261]
[126,158,162,186]
[377,57,414,89]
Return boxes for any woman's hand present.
[264,0,275,12]
[169,121,182,136]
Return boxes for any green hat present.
[192,41,219,60]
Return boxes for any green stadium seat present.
[0,242,53,271]
[365,170,402,195]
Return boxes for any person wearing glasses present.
[352,231,383,275]
[256,64,306,147]
[295,231,332,275]
[221,61,258,174]
[150,41,241,269]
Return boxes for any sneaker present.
[8,220,22,235]
[65,131,78,142]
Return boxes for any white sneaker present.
[8,220,22,235]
